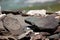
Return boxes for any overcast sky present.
[24,0,56,3]
[3,0,56,4]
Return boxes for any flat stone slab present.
[25,16,58,30]
[3,16,24,35]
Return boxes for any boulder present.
[48,33,60,39]
[26,9,46,16]
[7,14,30,27]
[25,16,58,30]
[0,14,6,32]
[3,16,24,35]
[55,11,60,15]
[0,21,5,31]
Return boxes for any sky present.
[24,0,56,3]
[10,0,56,3]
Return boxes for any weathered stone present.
[0,21,5,31]
[48,33,60,39]
[0,14,6,20]
[25,16,58,30]
[18,30,33,39]
[54,26,60,33]
[39,32,50,36]
[7,14,30,27]
[30,33,47,40]
[33,32,50,39]
[0,36,17,40]
[3,16,24,35]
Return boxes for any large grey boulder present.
[3,16,24,35]
[25,16,58,30]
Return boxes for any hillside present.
[21,3,60,12]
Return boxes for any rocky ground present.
[0,11,60,40]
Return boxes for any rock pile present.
[0,9,60,40]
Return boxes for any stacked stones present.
[0,8,60,40]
